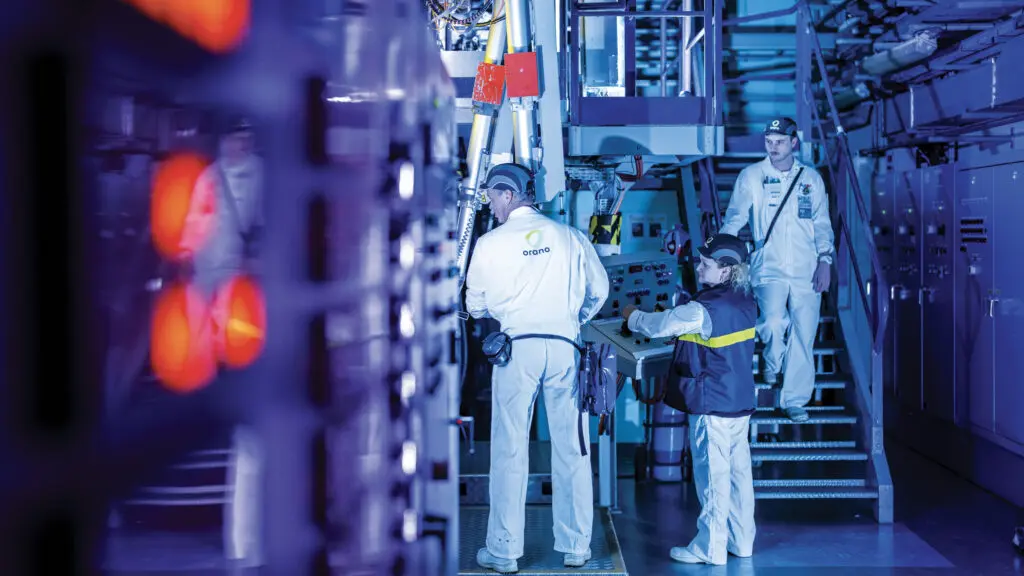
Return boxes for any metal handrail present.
[797,0,889,361]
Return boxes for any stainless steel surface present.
[583,318,673,382]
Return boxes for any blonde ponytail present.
[727,262,752,295]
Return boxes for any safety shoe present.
[564,549,592,567]
[670,546,724,566]
[784,406,810,423]
[476,548,518,574]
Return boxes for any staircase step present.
[755,404,844,412]
[755,378,847,391]
[756,340,843,354]
[754,485,879,500]
[751,448,867,462]
[751,440,858,449]
[751,410,857,425]
[753,478,867,488]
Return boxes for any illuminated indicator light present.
[150,282,217,394]
[401,441,417,475]
[213,274,267,369]
[402,509,418,543]
[400,235,415,269]
[122,0,251,54]
[151,152,214,262]
[399,303,415,338]
[398,162,414,199]
[400,371,417,399]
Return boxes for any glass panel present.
[581,16,626,97]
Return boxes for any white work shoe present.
[563,549,592,567]
[670,546,724,566]
[784,406,810,423]
[476,548,518,574]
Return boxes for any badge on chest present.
[763,176,782,208]
[797,182,812,219]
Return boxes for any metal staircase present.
[639,0,895,520]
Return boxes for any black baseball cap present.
[698,233,749,266]
[764,117,798,137]
[484,163,533,195]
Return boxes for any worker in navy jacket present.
[623,233,758,566]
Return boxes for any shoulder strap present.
[214,164,251,242]
[762,167,804,248]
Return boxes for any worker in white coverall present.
[465,163,609,574]
[623,233,758,566]
[179,116,264,565]
[719,117,835,423]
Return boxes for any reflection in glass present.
[581,16,626,97]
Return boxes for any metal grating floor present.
[459,507,628,575]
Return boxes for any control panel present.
[584,317,675,380]
[595,251,677,321]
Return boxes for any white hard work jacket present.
[465,207,610,340]
[720,157,835,285]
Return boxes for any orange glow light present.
[150,282,218,394]
[150,152,215,262]
[123,0,251,54]
[213,274,266,369]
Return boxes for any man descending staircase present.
[750,300,880,502]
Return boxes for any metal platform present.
[460,441,600,506]
[458,506,628,576]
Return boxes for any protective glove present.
[813,260,831,293]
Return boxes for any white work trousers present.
[687,414,756,565]
[754,280,821,408]
[486,338,593,560]
[224,425,263,563]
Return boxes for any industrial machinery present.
[3,0,465,574]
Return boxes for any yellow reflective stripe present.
[678,327,755,348]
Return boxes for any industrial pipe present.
[454,17,508,287]
[828,33,938,113]
[506,0,540,171]
[681,0,693,95]
[860,32,937,76]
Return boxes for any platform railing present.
[566,0,723,126]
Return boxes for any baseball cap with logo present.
[764,117,798,137]
[484,163,534,198]
[698,233,749,266]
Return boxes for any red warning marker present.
[213,274,266,369]
[150,152,215,262]
[150,282,218,394]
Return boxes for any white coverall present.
[465,206,609,560]
[181,155,265,564]
[720,157,834,409]
[628,305,756,565]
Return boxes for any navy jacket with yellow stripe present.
[664,284,758,417]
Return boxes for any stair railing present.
[796,0,889,434]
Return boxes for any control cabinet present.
[873,171,895,392]
[954,167,995,433]
[920,164,955,422]
[594,251,677,321]
[991,163,1024,446]
[892,169,922,409]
